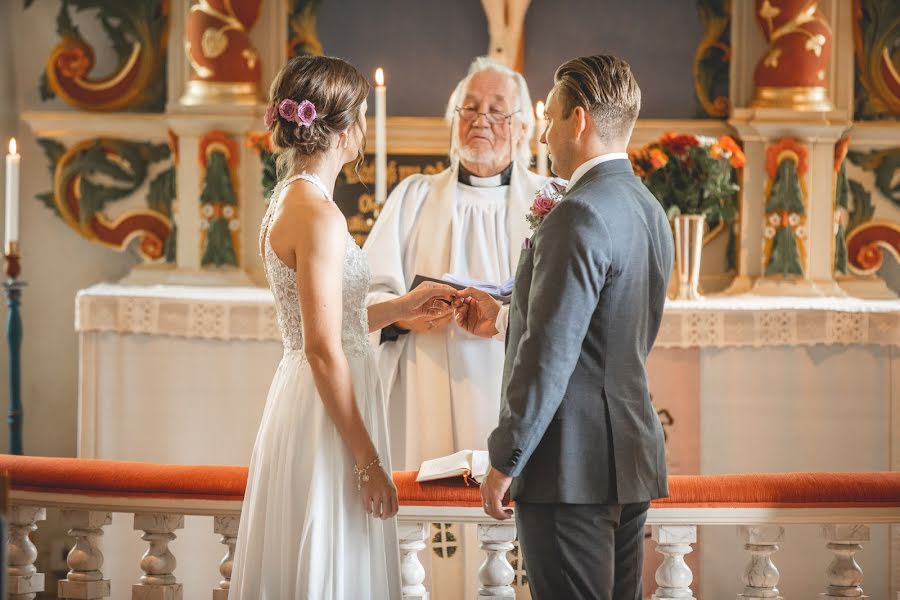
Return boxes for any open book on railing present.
[415,449,490,484]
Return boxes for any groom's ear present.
[572,105,588,140]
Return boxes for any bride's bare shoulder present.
[269,181,344,251]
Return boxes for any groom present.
[455,55,674,598]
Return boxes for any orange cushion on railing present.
[1,455,898,508]
[658,472,900,508]
[0,455,249,501]
[394,471,483,507]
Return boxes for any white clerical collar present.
[468,173,503,188]
[565,152,629,192]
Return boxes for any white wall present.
[0,1,140,457]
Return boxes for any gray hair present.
[444,56,535,167]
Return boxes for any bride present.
[229,55,456,599]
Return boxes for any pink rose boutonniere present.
[526,182,565,232]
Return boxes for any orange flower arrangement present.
[629,132,743,224]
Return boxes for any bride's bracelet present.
[353,455,381,491]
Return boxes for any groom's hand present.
[454,288,500,338]
[481,466,513,521]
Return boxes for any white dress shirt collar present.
[565,152,630,192]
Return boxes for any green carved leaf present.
[201,151,238,205]
[56,0,80,38]
[834,222,848,275]
[35,192,57,214]
[847,179,875,233]
[164,222,177,263]
[100,15,132,60]
[766,160,805,215]
[767,226,804,276]
[38,71,56,101]
[146,141,171,163]
[148,167,176,217]
[260,150,277,201]
[847,148,900,209]
[835,160,849,210]
[202,218,237,267]
[37,138,67,166]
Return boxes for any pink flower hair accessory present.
[267,98,318,129]
[263,104,277,129]
[278,99,299,121]
[296,100,317,126]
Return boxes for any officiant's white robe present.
[364,162,550,470]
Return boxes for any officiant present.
[364,56,552,471]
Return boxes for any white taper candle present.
[5,138,20,249]
[374,68,387,205]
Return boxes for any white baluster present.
[398,522,429,600]
[8,505,46,600]
[212,515,239,600]
[820,524,869,599]
[133,513,184,600]
[477,522,516,599]
[737,525,784,600]
[651,525,696,599]
[58,510,112,599]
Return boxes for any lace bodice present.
[260,173,371,356]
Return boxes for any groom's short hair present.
[554,55,641,144]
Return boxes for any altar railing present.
[1,455,898,600]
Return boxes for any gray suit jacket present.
[488,159,674,505]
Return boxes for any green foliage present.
[633,136,741,226]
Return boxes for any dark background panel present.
[317,0,705,118]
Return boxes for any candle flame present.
[8,138,16,155]
[535,101,545,119]
[375,68,384,87]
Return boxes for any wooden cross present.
[481,0,532,72]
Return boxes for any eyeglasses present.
[455,107,520,124]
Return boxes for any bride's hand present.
[359,464,399,520]
[396,282,456,323]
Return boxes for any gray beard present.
[459,145,503,165]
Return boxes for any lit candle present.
[5,138,20,251]
[535,101,548,176]
[374,67,387,205]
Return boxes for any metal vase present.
[673,214,705,300]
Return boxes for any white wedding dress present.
[229,173,401,599]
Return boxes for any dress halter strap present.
[277,172,333,203]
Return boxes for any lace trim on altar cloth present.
[76,287,900,348]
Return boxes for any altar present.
[75,283,900,598]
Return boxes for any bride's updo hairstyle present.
[264,55,370,177]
